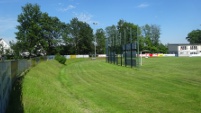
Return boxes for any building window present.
[190,52,197,54]
[180,46,186,50]
[180,52,183,54]
[190,46,197,50]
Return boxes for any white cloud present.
[58,4,76,12]
[73,12,99,24]
[76,12,92,23]
[137,3,149,8]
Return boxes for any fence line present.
[0,57,46,113]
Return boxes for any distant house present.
[168,43,201,57]
[0,38,11,55]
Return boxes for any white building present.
[168,44,201,57]
[0,38,11,55]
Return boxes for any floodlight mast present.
[93,22,98,59]
[137,26,140,67]
[95,34,96,59]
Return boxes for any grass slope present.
[7,57,201,113]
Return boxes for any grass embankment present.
[7,57,201,113]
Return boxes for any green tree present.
[95,28,106,54]
[61,23,74,54]
[69,18,81,54]
[78,21,93,54]
[105,20,141,55]
[150,25,160,46]
[69,18,93,54]
[15,3,43,57]
[14,3,66,57]
[9,41,23,59]
[142,24,160,46]
[105,25,117,47]
[0,43,3,55]
[158,43,168,53]
[40,13,65,55]
[186,29,201,44]
[117,20,139,44]
[60,23,71,55]
[141,24,166,53]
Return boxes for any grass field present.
[7,57,201,113]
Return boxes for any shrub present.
[55,54,66,64]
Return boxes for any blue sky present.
[0,0,201,44]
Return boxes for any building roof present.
[0,38,10,48]
[168,43,201,46]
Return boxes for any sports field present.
[7,57,201,113]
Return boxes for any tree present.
[14,3,67,57]
[117,20,139,45]
[141,24,160,46]
[186,29,201,44]
[40,13,65,55]
[95,28,106,54]
[15,3,43,57]
[9,41,23,59]
[69,18,80,54]
[141,24,166,53]
[60,23,71,55]
[158,43,168,53]
[0,43,3,55]
[150,25,160,46]
[105,25,117,49]
[61,23,74,54]
[69,18,93,54]
[78,21,93,54]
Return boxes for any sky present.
[0,0,201,44]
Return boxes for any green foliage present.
[68,18,93,54]
[16,3,43,57]
[9,41,25,59]
[14,3,68,57]
[142,24,160,46]
[55,54,66,64]
[106,21,140,55]
[140,24,166,53]
[40,13,66,55]
[105,20,167,53]
[95,28,106,54]
[116,20,139,44]
[158,43,168,53]
[0,43,4,55]
[186,29,201,44]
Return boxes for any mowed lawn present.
[7,57,201,113]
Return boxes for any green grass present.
[7,57,201,113]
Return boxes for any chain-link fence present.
[106,42,138,67]
[105,27,139,68]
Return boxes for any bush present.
[55,54,66,64]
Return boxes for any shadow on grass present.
[6,76,24,113]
